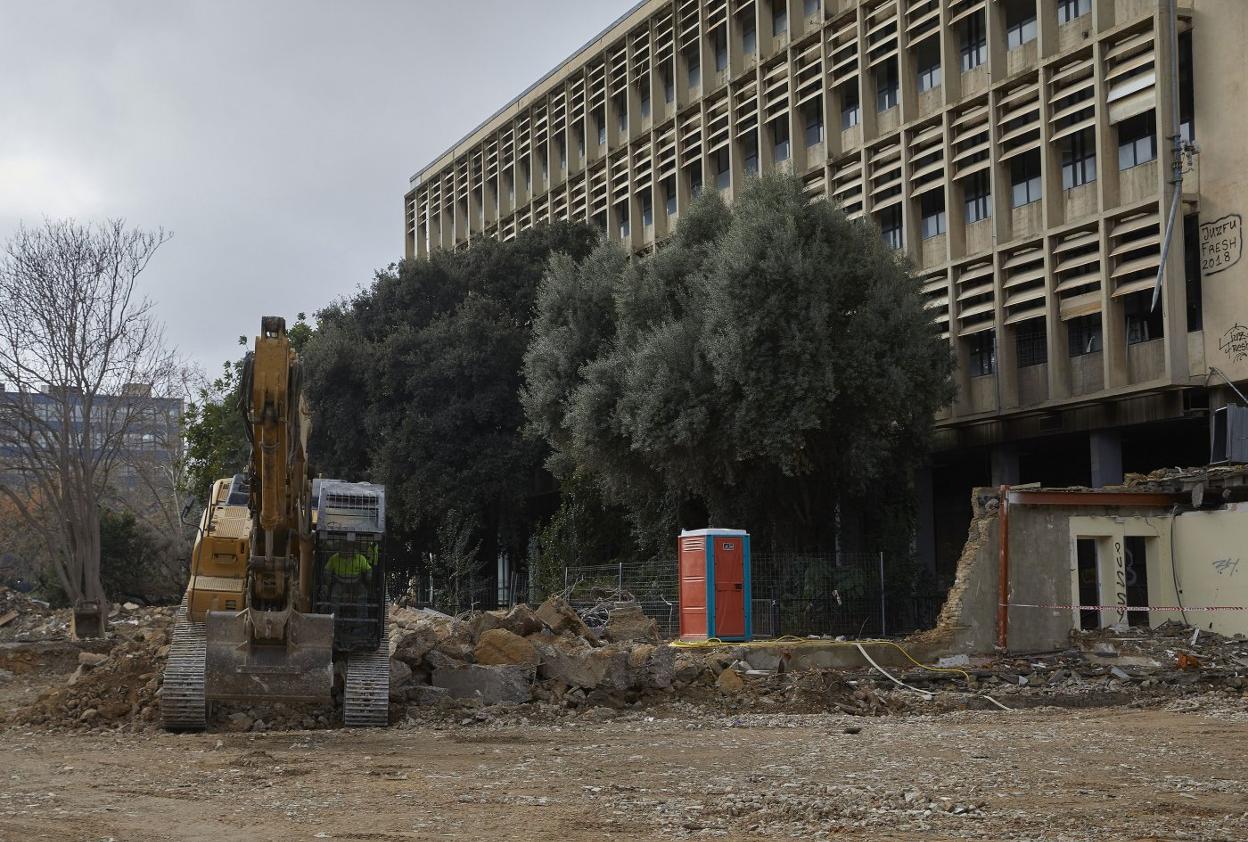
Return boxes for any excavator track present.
[160,598,207,731]
[343,631,389,727]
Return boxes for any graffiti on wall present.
[1200,213,1243,275]
[1220,323,1248,363]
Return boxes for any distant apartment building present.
[404,0,1248,574]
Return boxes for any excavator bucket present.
[204,608,336,703]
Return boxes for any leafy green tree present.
[302,224,599,594]
[524,173,954,555]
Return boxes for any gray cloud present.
[0,0,629,369]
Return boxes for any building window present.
[663,67,675,103]
[597,113,607,147]
[960,13,986,72]
[1118,112,1157,170]
[969,330,995,377]
[772,3,788,37]
[876,58,899,112]
[841,84,861,129]
[687,48,701,89]
[714,28,728,72]
[642,191,653,228]
[742,132,759,175]
[617,202,629,239]
[1057,0,1091,24]
[665,178,678,217]
[804,0,820,17]
[804,102,823,147]
[522,162,530,190]
[879,204,902,250]
[1015,318,1048,368]
[920,191,946,239]
[616,95,628,134]
[742,14,757,55]
[557,138,567,170]
[1010,150,1042,207]
[1005,0,1038,50]
[640,88,651,119]
[1184,213,1203,332]
[716,148,732,189]
[1068,314,1103,356]
[1179,31,1194,141]
[964,171,991,223]
[772,120,790,163]
[1061,128,1097,189]
[688,166,703,198]
[1125,290,1163,345]
[916,39,942,93]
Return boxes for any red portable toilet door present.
[713,536,745,637]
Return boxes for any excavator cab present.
[311,479,387,653]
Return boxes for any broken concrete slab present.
[473,628,539,666]
[535,595,595,640]
[603,603,660,644]
[431,662,533,705]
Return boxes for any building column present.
[915,465,936,573]
[1090,429,1124,488]
[990,443,1020,486]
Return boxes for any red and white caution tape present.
[1006,602,1247,612]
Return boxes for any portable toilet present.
[678,528,752,641]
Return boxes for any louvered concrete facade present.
[407,0,1248,572]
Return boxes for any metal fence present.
[562,553,946,640]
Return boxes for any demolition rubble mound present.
[0,585,69,642]
[4,596,1247,734]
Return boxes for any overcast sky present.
[0,0,630,374]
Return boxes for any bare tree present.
[0,219,178,613]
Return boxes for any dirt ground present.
[3,700,1247,841]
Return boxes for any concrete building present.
[404,0,1248,575]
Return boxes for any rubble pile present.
[0,585,67,642]
[4,604,175,731]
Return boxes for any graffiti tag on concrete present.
[1200,214,1242,275]
[1220,323,1248,364]
[1212,557,1240,576]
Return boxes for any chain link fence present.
[561,553,946,640]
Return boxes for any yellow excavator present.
[161,317,389,730]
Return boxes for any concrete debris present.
[603,603,660,644]
[473,628,539,666]
[716,668,745,693]
[431,662,534,705]
[534,595,596,640]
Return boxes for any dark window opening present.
[920,190,946,239]
[1068,313,1103,356]
[1125,290,1164,345]
[841,83,861,128]
[1123,535,1150,628]
[772,3,788,36]
[640,86,651,119]
[1061,128,1097,189]
[916,39,942,93]
[1184,213,1203,332]
[664,67,675,103]
[1179,31,1195,142]
[617,201,630,239]
[1057,0,1092,25]
[969,330,995,377]
[876,59,899,112]
[716,147,732,189]
[1011,149,1042,207]
[804,0,820,17]
[1005,0,1038,49]
[964,171,991,223]
[665,178,678,217]
[688,165,704,198]
[879,204,902,250]
[742,132,759,175]
[804,102,823,146]
[686,47,701,88]
[1118,112,1157,170]
[1015,318,1048,367]
[772,120,790,162]
[641,191,653,228]
[960,13,986,71]
[714,28,728,72]
[742,14,757,54]
[1076,538,1099,630]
